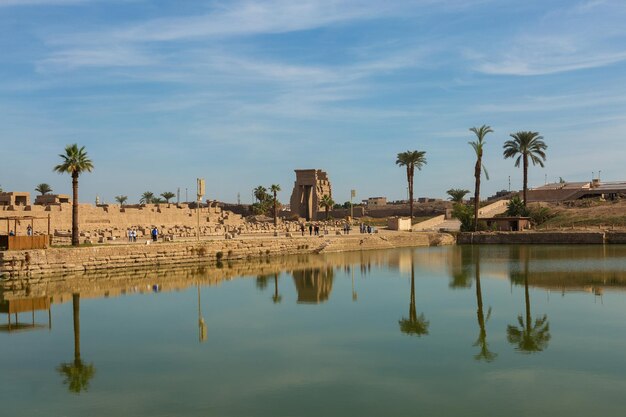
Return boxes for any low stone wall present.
[0,232,454,278]
[457,231,626,245]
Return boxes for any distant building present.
[364,197,387,206]
[34,194,70,205]
[0,192,30,207]
[527,180,626,202]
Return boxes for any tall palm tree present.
[320,194,334,220]
[115,195,128,206]
[270,184,281,227]
[503,131,548,206]
[469,125,493,231]
[473,247,497,362]
[506,250,551,353]
[399,255,429,336]
[396,150,427,219]
[160,191,175,203]
[140,191,155,204]
[35,183,53,195]
[57,294,96,393]
[54,144,94,246]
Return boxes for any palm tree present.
[399,255,429,336]
[506,250,551,353]
[469,125,493,231]
[270,184,281,227]
[396,150,427,219]
[57,294,96,393]
[446,188,470,204]
[35,183,53,195]
[114,195,128,207]
[160,191,175,203]
[320,194,334,220]
[253,186,268,203]
[54,144,94,246]
[140,191,155,204]
[473,247,497,362]
[503,131,548,206]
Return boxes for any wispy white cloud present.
[0,0,91,6]
[472,0,626,76]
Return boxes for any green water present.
[2,245,626,417]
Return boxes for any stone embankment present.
[0,231,454,278]
[457,231,626,245]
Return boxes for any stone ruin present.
[289,169,332,221]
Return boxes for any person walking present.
[300,223,305,236]
[151,227,158,242]
[308,223,313,236]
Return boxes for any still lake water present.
[2,245,626,417]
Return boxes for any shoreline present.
[457,230,626,245]
[0,230,454,278]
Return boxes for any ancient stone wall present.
[0,202,246,243]
[289,169,332,220]
[457,231,626,245]
[0,232,453,278]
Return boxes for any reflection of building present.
[0,296,51,332]
[289,169,332,220]
[292,267,334,304]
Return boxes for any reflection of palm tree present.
[399,256,429,336]
[57,294,95,393]
[506,253,551,353]
[256,274,270,290]
[272,273,282,304]
[473,248,497,362]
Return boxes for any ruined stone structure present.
[0,192,30,207]
[289,169,332,220]
[0,191,248,244]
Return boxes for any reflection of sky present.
[2,246,626,416]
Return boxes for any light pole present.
[197,178,205,241]
[350,189,356,220]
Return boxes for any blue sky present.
[1,0,625,204]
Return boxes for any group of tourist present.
[359,223,375,234]
[127,227,159,243]
[301,223,325,236]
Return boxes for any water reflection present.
[506,249,551,354]
[473,247,496,362]
[56,294,96,393]
[292,267,334,304]
[272,273,282,304]
[398,255,429,337]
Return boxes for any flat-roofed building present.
[527,180,626,202]
[0,192,30,207]
[34,194,71,205]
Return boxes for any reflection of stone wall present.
[289,169,332,220]
[292,267,334,304]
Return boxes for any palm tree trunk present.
[72,293,81,363]
[407,166,414,219]
[473,158,481,231]
[523,154,528,207]
[71,172,79,246]
[273,191,278,227]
